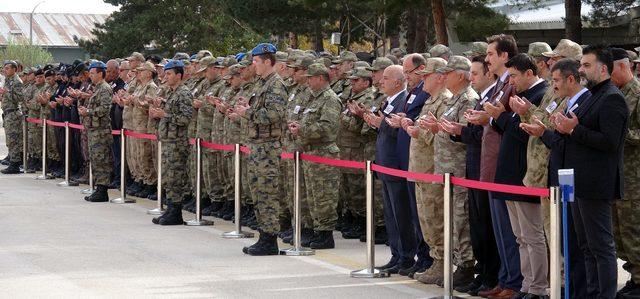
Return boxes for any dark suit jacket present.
[541,79,628,200]
[397,82,429,171]
[375,90,408,182]
[493,80,548,202]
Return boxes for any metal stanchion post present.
[111,129,134,203]
[351,161,388,277]
[430,173,463,299]
[223,144,253,238]
[280,151,314,256]
[549,187,561,299]
[81,162,94,194]
[186,138,213,226]
[148,140,163,215]
[57,122,78,187]
[35,119,52,180]
[22,116,28,173]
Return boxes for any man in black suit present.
[364,65,416,274]
[547,45,628,298]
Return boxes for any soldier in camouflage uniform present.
[289,63,341,249]
[220,65,244,218]
[610,48,640,297]
[0,60,24,174]
[330,51,356,99]
[40,70,61,170]
[122,52,144,195]
[25,69,44,171]
[150,59,194,225]
[79,61,113,202]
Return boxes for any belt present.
[301,141,333,152]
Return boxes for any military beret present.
[88,61,107,71]
[126,52,145,63]
[416,58,447,75]
[146,54,163,64]
[304,63,329,77]
[367,57,394,71]
[44,70,55,77]
[3,60,18,68]
[436,55,471,73]
[34,69,44,76]
[163,59,185,71]
[235,52,246,62]
[190,54,198,62]
[611,48,629,61]
[251,43,277,56]
[348,67,372,79]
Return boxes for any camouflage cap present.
[331,50,358,63]
[390,47,406,57]
[136,61,156,72]
[126,51,145,63]
[542,39,582,60]
[463,42,488,57]
[238,53,253,67]
[626,50,638,62]
[429,44,451,58]
[215,56,237,68]
[348,67,373,79]
[367,57,394,71]
[416,57,447,75]
[275,51,288,62]
[318,51,333,59]
[223,64,243,79]
[436,55,471,73]
[173,52,190,61]
[527,42,552,57]
[421,53,431,60]
[197,56,216,72]
[304,63,329,77]
[197,50,212,60]
[316,57,332,68]
[354,61,371,68]
[288,55,316,69]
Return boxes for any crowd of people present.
[0,33,639,299]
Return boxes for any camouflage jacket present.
[2,74,23,112]
[157,83,194,142]
[297,85,341,148]
[83,81,113,130]
[338,86,376,148]
[246,72,288,142]
[621,78,640,200]
[195,77,223,140]
[284,82,311,151]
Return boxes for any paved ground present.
[0,128,632,298]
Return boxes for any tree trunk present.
[314,19,324,52]
[414,11,428,52]
[565,0,582,43]
[431,0,448,45]
[405,9,417,53]
[289,32,298,49]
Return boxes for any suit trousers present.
[381,179,416,267]
[489,193,523,291]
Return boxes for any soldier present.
[39,69,62,174]
[232,43,287,255]
[330,51,357,98]
[288,63,341,249]
[79,61,113,202]
[0,60,24,174]
[150,59,194,225]
[463,42,488,59]
[338,67,376,240]
[610,48,640,298]
[25,69,46,172]
[429,44,452,61]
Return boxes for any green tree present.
[0,40,53,67]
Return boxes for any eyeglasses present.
[403,65,420,75]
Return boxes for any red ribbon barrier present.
[201,140,235,151]
[450,177,550,197]
[299,153,366,170]
[67,123,85,131]
[280,152,294,160]
[26,117,42,124]
[124,130,157,141]
[111,130,121,136]
[189,138,196,145]
[45,120,66,127]
[371,164,444,184]
[240,146,251,154]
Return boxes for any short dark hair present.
[167,67,184,79]
[472,55,490,75]
[582,44,614,75]
[551,58,580,82]
[256,53,276,66]
[91,68,106,79]
[505,53,538,76]
[486,34,518,59]
[409,53,426,68]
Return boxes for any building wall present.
[44,47,89,64]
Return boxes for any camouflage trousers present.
[225,151,252,205]
[614,198,640,282]
[416,181,473,266]
[3,111,23,163]
[133,119,156,185]
[87,128,113,186]
[341,172,386,226]
[203,150,222,202]
[247,140,282,234]
[283,156,312,228]
[126,132,140,182]
[302,144,341,231]
[241,154,252,205]
[162,139,191,204]
[189,144,197,196]
[27,113,42,159]
[218,150,232,201]
[42,109,60,161]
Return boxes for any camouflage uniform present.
[123,79,139,183]
[157,83,194,203]
[83,81,113,185]
[613,77,640,283]
[245,71,287,234]
[26,82,45,159]
[2,73,24,163]
[368,91,388,226]
[238,78,257,206]
[132,80,158,186]
[198,77,225,202]
[299,82,342,231]
[223,80,248,205]
[41,82,60,161]
[188,76,208,196]
[216,83,236,202]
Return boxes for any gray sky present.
[2,0,119,14]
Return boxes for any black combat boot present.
[188,195,211,214]
[85,185,109,202]
[126,180,142,196]
[310,230,335,249]
[152,202,184,225]
[182,194,195,211]
[213,200,232,218]
[339,211,354,234]
[241,204,254,225]
[146,186,157,200]
[342,216,365,239]
[202,201,223,216]
[242,232,279,256]
[452,265,475,289]
[1,162,22,174]
[30,157,42,172]
[222,200,235,220]
[0,155,10,166]
[135,184,153,198]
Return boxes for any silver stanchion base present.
[185,219,214,226]
[350,268,390,278]
[81,188,94,195]
[35,174,54,180]
[279,247,315,256]
[110,197,136,204]
[428,296,465,299]
[147,208,163,215]
[222,230,254,238]
[57,180,79,187]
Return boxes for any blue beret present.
[251,43,277,56]
[163,59,185,71]
[235,52,246,62]
[190,54,198,61]
[88,61,106,70]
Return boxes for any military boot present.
[135,184,154,199]
[241,204,255,225]
[213,200,233,218]
[342,216,365,239]
[310,230,335,249]
[203,201,224,216]
[242,232,279,256]
[152,202,184,225]
[416,259,444,286]
[0,155,10,165]
[85,185,109,202]
[1,162,21,174]
[222,200,235,220]
[452,264,475,289]
[291,228,315,246]
[182,194,195,211]
[126,180,142,196]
